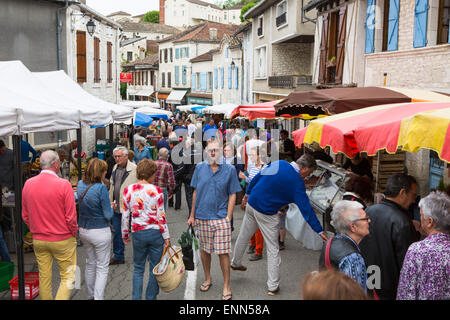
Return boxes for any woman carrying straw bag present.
[121,159,171,300]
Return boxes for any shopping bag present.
[285,203,323,251]
[152,246,185,293]
[178,226,198,271]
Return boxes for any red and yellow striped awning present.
[292,102,450,162]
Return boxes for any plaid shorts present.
[195,218,232,255]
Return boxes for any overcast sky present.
[86,0,218,17]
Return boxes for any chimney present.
[209,28,218,40]
[159,0,165,24]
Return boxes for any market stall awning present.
[166,90,187,104]
[274,86,450,117]
[191,106,207,114]
[120,101,161,109]
[176,104,201,112]
[231,101,279,119]
[34,70,133,124]
[292,101,450,162]
[0,61,110,128]
[135,88,154,96]
[202,103,239,119]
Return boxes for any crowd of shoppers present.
[7,115,448,302]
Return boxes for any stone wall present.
[271,43,312,76]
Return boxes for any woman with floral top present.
[397,191,450,300]
[121,159,171,300]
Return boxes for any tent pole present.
[77,127,82,182]
[12,135,25,300]
[375,150,381,199]
[109,124,114,158]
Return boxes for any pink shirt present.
[22,170,78,242]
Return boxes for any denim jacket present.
[77,180,114,229]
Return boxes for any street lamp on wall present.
[86,18,96,36]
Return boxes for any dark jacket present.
[319,235,360,270]
[359,199,420,300]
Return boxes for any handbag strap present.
[79,184,94,204]
[160,246,180,264]
[324,236,334,269]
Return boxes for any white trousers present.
[79,227,111,300]
[231,204,281,291]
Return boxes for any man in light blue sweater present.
[231,155,328,295]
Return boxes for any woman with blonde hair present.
[121,159,171,300]
[77,158,116,300]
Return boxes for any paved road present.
[1,187,321,300]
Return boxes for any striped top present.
[246,163,266,184]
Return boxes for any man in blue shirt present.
[188,139,241,301]
[156,131,171,151]
[202,119,218,135]
[231,154,328,296]
[21,139,37,163]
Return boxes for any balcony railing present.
[268,75,294,88]
[276,13,287,27]
[268,75,312,88]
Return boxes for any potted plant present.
[326,56,336,68]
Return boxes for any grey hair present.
[135,136,147,146]
[158,147,169,159]
[296,154,316,170]
[330,200,364,235]
[113,146,128,156]
[40,150,60,169]
[418,191,450,233]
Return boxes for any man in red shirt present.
[154,148,175,211]
[22,150,78,300]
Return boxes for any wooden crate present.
[372,150,406,192]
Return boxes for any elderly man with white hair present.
[22,150,78,300]
[154,147,175,211]
[319,200,370,292]
[397,191,450,300]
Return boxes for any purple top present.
[396,233,450,300]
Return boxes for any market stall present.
[0,61,133,299]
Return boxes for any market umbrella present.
[231,101,280,119]
[292,102,450,162]
[274,86,450,117]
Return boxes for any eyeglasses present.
[352,217,370,223]
[114,154,126,159]
[207,149,220,153]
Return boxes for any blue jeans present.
[111,212,125,261]
[0,227,11,262]
[131,228,164,300]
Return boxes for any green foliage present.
[120,83,127,100]
[240,2,256,22]
[142,11,159,23]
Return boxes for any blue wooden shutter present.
[200,72,207,91]
[186,47,189,58]
[228,66,232,89]
[175,48,179,59]
[182,65,187,85]
[387,0,400,51]
[174,66,179,85]
[225,47,229,58]
[220,67,224,89]
[365,0,376,54]
[192,73,196,91]
[214,68,218,89]
[413,0,428,48]
[235,67,239,89]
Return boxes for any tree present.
[240,2,256,22]
[142,11,159,23]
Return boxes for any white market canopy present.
[202,103,238,119]
[166,90,187,104]
[34,71,133,124]
[176,104,202,112]
[135,107,173,117]
[120,101,161,109]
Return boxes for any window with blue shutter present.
[365,0,376,54]
[200,72,207,91]
[235,67,239,89]
[182,65,187,85]
[228,66,232,89]
[185,47,189,58]
[387,0,400,51]
[413,0,428,48]
[220,67,224,89]
[214,68,218,89]
[175,48,179,59]
[192,73,196,91]
[175,66,179,85]
[225,47,229,58]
